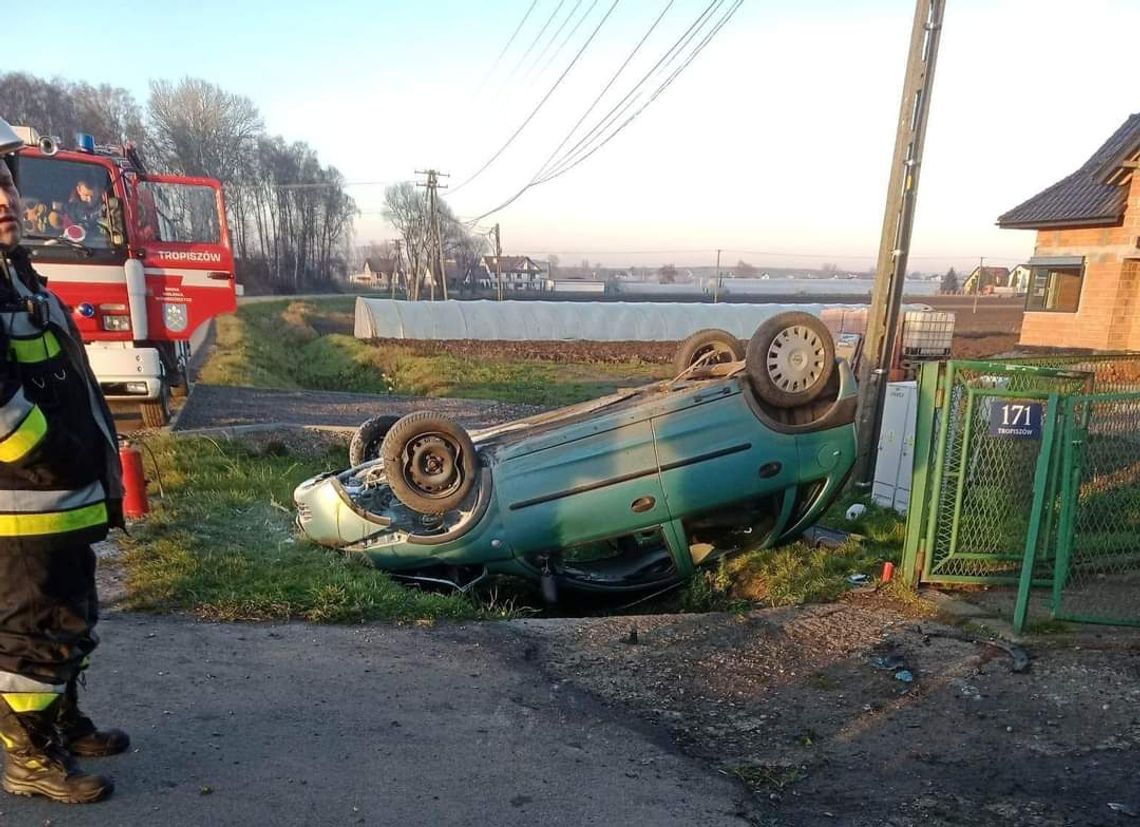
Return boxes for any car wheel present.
[672,328,744,375]
[746,311,835,408]
[380,412,477,513]
[349,414,402,465]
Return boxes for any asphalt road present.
[0,615,751,826]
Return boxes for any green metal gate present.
[904,358,1140,631]
[902,360,1091,586]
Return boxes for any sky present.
[13,0,1140,271]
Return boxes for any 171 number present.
[1000,404,1032,427]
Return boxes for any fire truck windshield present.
[14,157,119,250]
[136,181,221,245]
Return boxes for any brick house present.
[998,113,1140,350]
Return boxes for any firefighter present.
[0,118,127,803]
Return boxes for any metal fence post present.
[901,361,942,585]
[1013,392,1061,634]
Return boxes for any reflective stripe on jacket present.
[0,249,123,551]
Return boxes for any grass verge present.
[122,433,507,623]
[198,299,667,406]
[678,494,908,612]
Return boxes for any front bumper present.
[85,345,164,401]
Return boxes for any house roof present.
[998,114,1140,229]
[481,255,543,273]
[364,257,397,272]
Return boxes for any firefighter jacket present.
[0,246,123,552]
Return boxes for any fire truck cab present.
[5,126,238,427]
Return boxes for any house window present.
[1026,261,1084,312]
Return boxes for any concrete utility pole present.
[391,238,403,298]
[973,255,983,314]
[493,224,504,301]
[713,249,722,302]
[416,169,450,301]
[853,0,946,487]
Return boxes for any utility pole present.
[853,0,946,487]
[713,249,722,302]
[391,238,403,298]
[416,169,450,301]
[973,255,983,314]
[493,224,504,302]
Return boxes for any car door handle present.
[631,496,656,513]
[759,461,782,479]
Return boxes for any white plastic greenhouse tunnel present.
[352,299,905,342]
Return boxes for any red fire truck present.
[6,126,238,426]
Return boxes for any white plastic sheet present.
[354,299,865,342]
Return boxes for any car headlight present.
[163,302,188,332]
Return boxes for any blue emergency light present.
[74,133,96,153]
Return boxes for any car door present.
[652,383,798,520]
[495,418,670,556]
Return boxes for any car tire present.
[746,312,835,408]
[349,414,402,466]
[672,328,744,375]
[380,412,477,513]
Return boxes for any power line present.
[475,0,542,95]
[533,0,596,80]
[450,0,620,195]
[539,0,723,182]
[465,0,735,223]
[522,0,584,83]
[509,0,568,78]
[521,0,676,201]
[539,0,742,184]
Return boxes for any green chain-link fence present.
[1048,393,1140,627]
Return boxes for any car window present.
[557,527,677,586]
[683,494,781,565]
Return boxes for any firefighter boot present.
[0,695,112,803]
[57,679,130,757]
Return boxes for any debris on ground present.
[917,625,1032,673]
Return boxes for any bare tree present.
[70,83,145,143]
[148,78,263,182]
[658,263,678,284]
[735,259,758,277]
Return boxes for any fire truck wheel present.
[139,387,171,429]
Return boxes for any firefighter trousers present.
[0,544,98,698]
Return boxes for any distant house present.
[479,255,546,291]
[349,257,399,290]
[998,113,1140,350]
[962,266,1012,295]
[1008,264,1032,294]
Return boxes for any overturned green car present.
[294,312,857,598]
